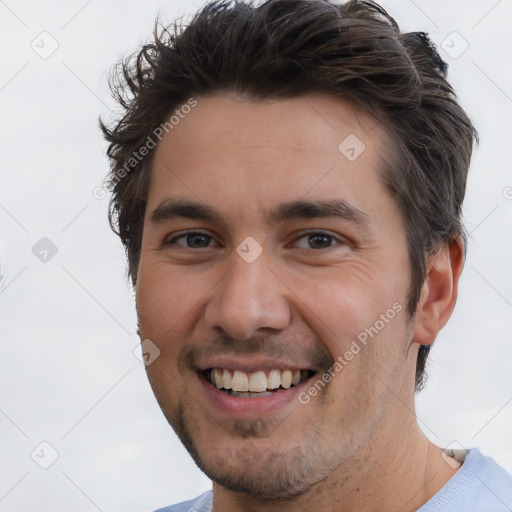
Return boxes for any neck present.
[212,403,460,512]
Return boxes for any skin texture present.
[136,93,464,512]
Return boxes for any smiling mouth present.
[204,368,316,398]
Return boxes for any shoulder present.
[419,448,512,512]
[153,490,212,512]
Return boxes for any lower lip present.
[198,372,310,417]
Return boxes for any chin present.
[195,446,327,500]
[171,410,330,500]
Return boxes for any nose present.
[204,249,291,340]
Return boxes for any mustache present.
[178,334,335,372]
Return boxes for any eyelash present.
[165,230,348,250]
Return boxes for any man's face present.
[136,94,417,498]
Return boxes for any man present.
[100,0,512,510]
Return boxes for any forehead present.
[155,92,387,157]
[147,93,394,220]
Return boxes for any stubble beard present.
[162,399,336,500]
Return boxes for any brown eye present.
[294,231,345,250]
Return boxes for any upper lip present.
[196,357,317,374]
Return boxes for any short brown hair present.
[100,0,478,391]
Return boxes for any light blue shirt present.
[155,448,512,512]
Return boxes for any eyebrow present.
[149,198,373,232]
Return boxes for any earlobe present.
[412,237,465,346]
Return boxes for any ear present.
[412,237,465,346]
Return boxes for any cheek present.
[285,262,410,405]
[136,277,168,337]
[136,265,193,409]
[136,261,203,336]
[279,261,402,347]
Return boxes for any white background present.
[0,0,511,510]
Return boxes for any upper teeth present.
[211,368,303,392]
